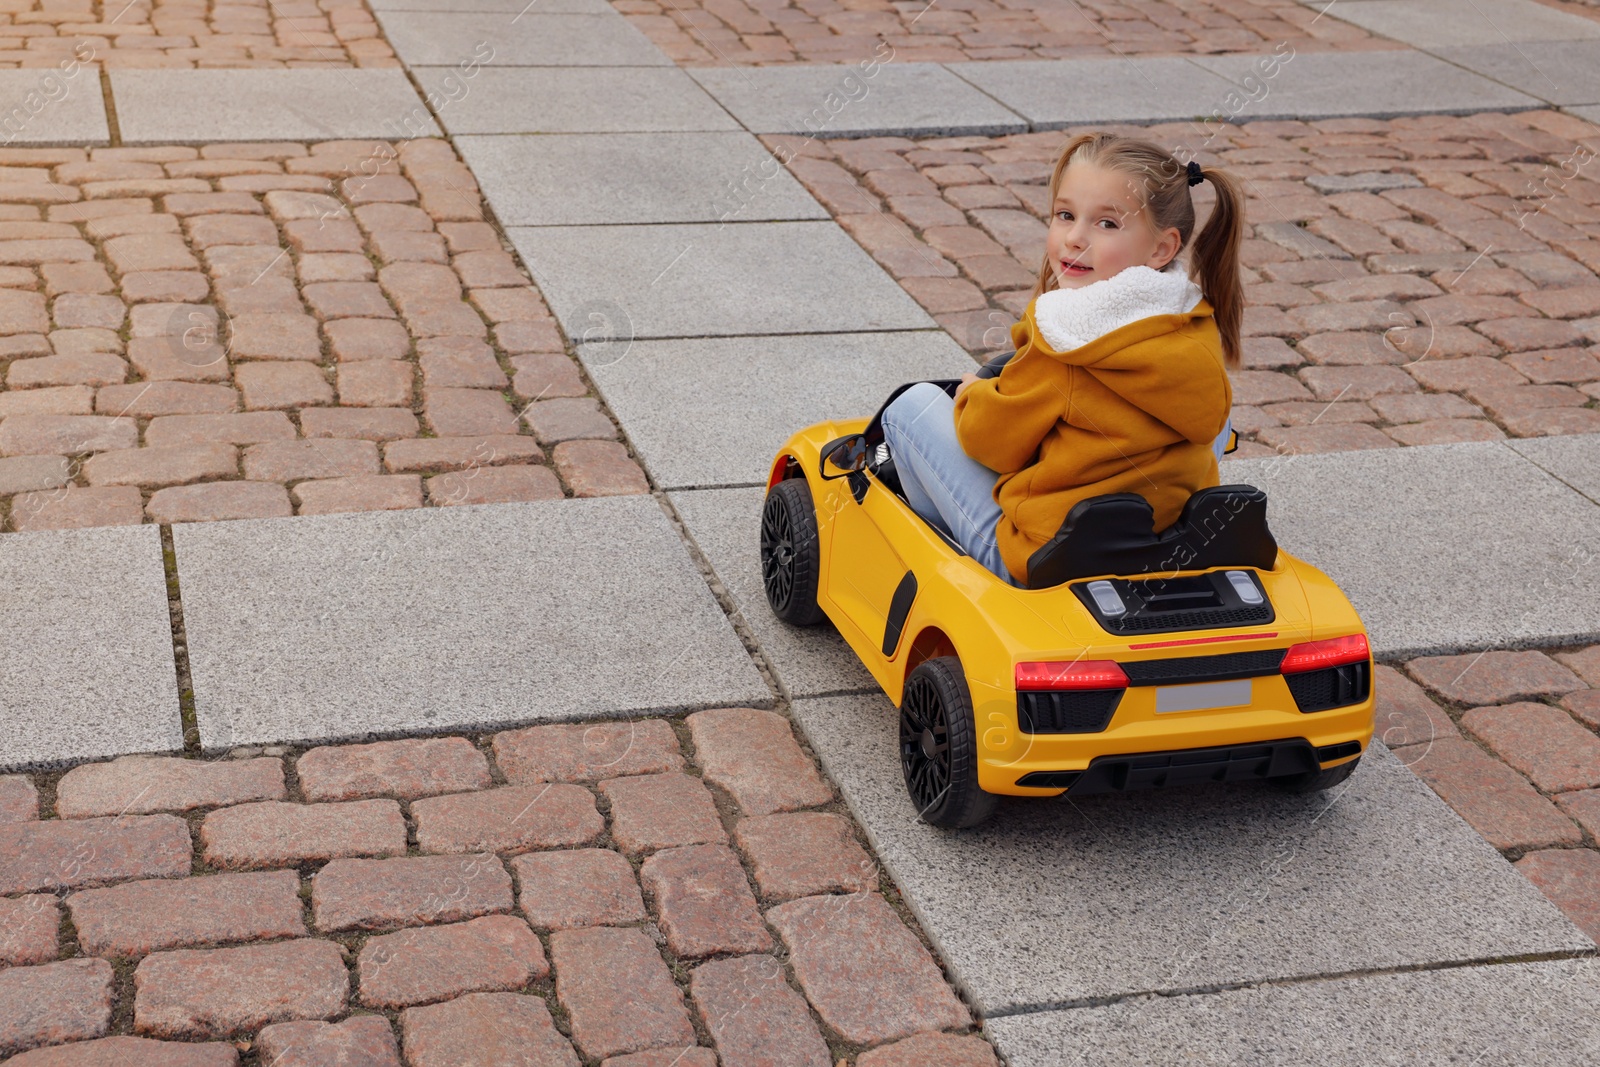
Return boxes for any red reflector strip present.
[1016,659,1129,690]
[1128,632,1278,650]
[1281,634,1369,673]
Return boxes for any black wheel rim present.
[900,672,950,814]
[760,492,794,611]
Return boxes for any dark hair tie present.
[1186,160,1205,186]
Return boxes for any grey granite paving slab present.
[417,68,737,134]
[1229,441,1600,658]
[0,525,181,772]
[792,693,1592,1015]
[690,63,1026,137]
[509,221,935,340]
[1505,432,1600,504]
[671,487,876,698]
[1192,50,1542,119]
[986,958,1600,1066]
[377,10,670,66]
[1434,41,1600,106]
[581,331,971,488]
[175,498,770,750]
[947,56,1242,128]
[458,133,823,226]
[0,69,110,146]
[1329,0,1600,46]
[111,70,439,143]
[1570,104,1600,124]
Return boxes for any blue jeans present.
[881,383,1017,585]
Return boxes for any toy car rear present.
[763,414,1374,820]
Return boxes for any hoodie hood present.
[1033,265,1203,352]
[1021,266,1224,446]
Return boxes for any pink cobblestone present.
[493,719,683,784]
[0,895,59,967]
[734,812,877,901]
[1515,849,1600,941]
[687,708,832,816]
[256,1018,400,1067]
[67,870,306,957]
[296,737,491,802]
[640,844,772,958]
[54,755,285,818]
[599,772,728,855]
[551,926,696,1060]
[200,800,407,869]
[689,954,831,1067]
[0,959,114,1059]
[133,940,348,1040]
[411,784,604,855]
[2,1036,240,1066]
[511,848,647,931]
[312,853,512,933]
[401,992,578,1067]
[0,814,191,894]
[857,1032,1000,1067]
[0,774,39,821]
[766,893,971,1045]
[358,914,548,1009]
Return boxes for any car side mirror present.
[820,434,869,479]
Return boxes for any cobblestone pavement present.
[1390,644,1600,943]
[0,708,1000,1065]
[0,138,649,534]
[768,108,1600,457]
[614,0,1385,66]
[0,0,395,68]
[3,659,1598,1063]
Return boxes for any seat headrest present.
[1025,485,1278,590]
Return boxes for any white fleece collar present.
[1033,265,1204,353]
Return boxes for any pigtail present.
[1189,167,1245,370]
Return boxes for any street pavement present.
[2,0,1600,1063]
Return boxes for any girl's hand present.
[954,372,979,398]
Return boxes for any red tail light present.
[1280,634,1369,674]
[1016,660,1128,691]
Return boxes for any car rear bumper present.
[972,676,1374,796]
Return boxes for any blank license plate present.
[1155,678,1253,714]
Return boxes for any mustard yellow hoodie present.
[953,267,1232,584]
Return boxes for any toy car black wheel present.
[761,478,825,626]
[900,656,997,828]
[1273,756,1360,794]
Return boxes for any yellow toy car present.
[760,380,1375,828]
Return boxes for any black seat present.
[1025,485,1278,590]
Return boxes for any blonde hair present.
[1032,133,1245,369]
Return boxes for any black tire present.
[899,656,997,828]
[761,478,825,626]
[1273,756,1360,794]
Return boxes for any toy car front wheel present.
[1273,756,1360,794]
[761,478,825,626]
[900,656,997,828]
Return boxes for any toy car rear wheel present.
[1273,756,1359,794]
[900,656,997,828]
[761,478,825,626]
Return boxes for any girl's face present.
[1046,160,1182,290]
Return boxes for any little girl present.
[881,133,1243,587]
